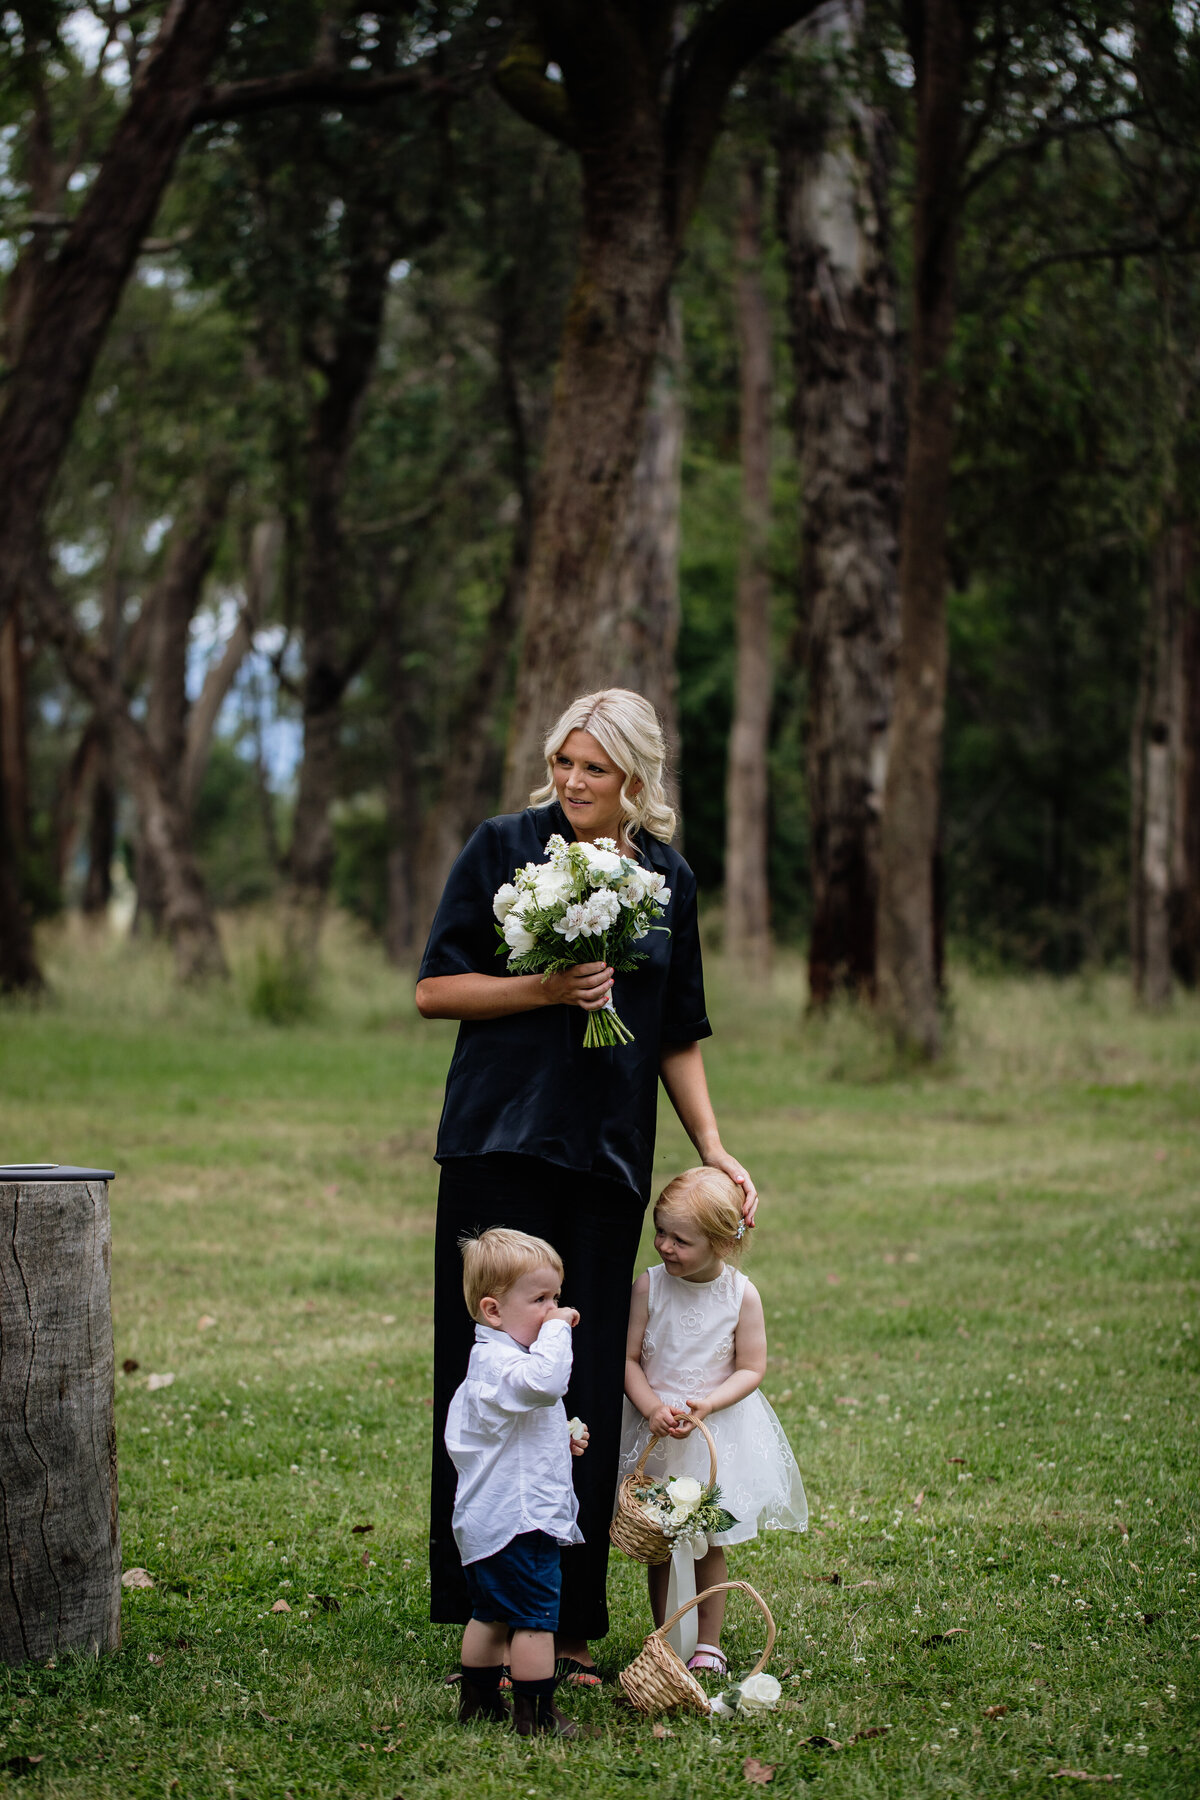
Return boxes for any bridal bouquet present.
[632,1472,735,1552]
[493,833,670,1048]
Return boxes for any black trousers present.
[430,1153,647,1641]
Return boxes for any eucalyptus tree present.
[494,0,837,808]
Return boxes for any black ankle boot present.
[512,1679,578,1739]
[458,1667,511,1725]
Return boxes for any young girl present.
[618,1167,807,1676]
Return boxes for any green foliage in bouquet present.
[632,1472,736,1541]
[492,834,671,1048]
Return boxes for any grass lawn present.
[0,915,1197,1798]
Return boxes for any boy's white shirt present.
[445,1317,584,1566]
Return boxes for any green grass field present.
[1,915,1197,1798]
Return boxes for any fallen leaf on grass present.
[847,1579,879,1589]
[742,1757,776,1784]
[147,1653,165,1666]
[146,1372,175,1392]
[197,1315,217,1330]
[826,1272,841,1285]
[1049,1771,1123,1783]
[817,1573,842,1586]
[361,1549,372,1568]
[1112,1520,1129,1539]
[983,1705,1009,1718]
[652,1723,673,1738]
[258,1712,282,1724]
[834,1396,860,1406]
[122,1358,140,1375]
[947,1456,966,1464]
[271,1598,292,1613]
[852,1727,890,1741]
[912,1490,925,1510]
[27,1755,43,1764]
[802,1735,842,1750]
[122,1568,154,1589]
[352,1523,374,1534]
[921,1629,967,1649]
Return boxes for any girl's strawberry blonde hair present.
[655,1167,747,1261]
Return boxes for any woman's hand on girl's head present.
[540,962,614,1012]
[702,1148,759,1225]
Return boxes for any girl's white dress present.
[617,1262,807,1543]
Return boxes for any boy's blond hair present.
[655,1167,747,1261]
[459,1227,565,1323]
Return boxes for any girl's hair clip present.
[735,1221,746,1240]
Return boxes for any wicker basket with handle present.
[619,1579,777,1717]
[609,1416,719,1566]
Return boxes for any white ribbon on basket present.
[664,1530,710,1663]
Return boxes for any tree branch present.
[960,108,1145,203]
[994,233,1200,306]
[670,0,821,230]
[493,33,579,148]
[191,63,460,124]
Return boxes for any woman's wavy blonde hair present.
[530,688,676,844]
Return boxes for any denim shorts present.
[463,1530,562,1633]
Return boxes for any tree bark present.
[0,0,236,636]
[0,1175,120,1665]
[30,565,227,982]
[498,2,822,809]
[724,160,774,971]
[284,226,397,963]
[1173,570,1200,985]
[0,601,41,989]
[778,0,902,1004]
[1132,519,1190,1004]
[875,0,969,1057]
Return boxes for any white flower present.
[502,913,535,955]
[618,870,647,907]
[531,865,574,906]
[643,870,667,897]
[578,842,623,877]
[567,1415,587,1442]
[667,1475,703,1509]
[545,833,570,865]
[492,882,519,921]
[554,903,587,943]
[580,888,621,933]
[736,1673,781,1714]
[595,836,618,852]
[710,1694,736,1717]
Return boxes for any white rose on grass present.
[493,882,520,921]
[502,912,536,955]
[666,1475,703,1510]
[735,1673,781,1714]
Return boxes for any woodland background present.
[1,0,1198,1055]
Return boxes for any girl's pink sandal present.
[686,1644,728,1677]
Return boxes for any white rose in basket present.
[666,1476,703,1510]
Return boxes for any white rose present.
[502,913,535,955]
[579,842,623,877]
[532,865,574,906]
[666,1475,703,1509]
[735,1673,781,1714]
[567,1415,587,1442]
[493,882,519,921]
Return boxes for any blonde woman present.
[416,688,757,1680]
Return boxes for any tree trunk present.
[29,565,227,982]
[136,470,233,932]
[0,600,40,989]
[0,0,235,635]
[875,0,969,1057]
[284,233,395,963]
[1172,565,1200,985]
[724,160,774,972]
[0,1172,120,1665]
[778,0,902,1005]
[81,732,118,917]
[1132,519,1189,1004]
[501,144,676,808]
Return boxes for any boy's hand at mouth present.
[549,1305,580,1328]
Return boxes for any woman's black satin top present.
[417,802,711,1201]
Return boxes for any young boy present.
[445,1227,589,1738]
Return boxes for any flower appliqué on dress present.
[678,1306,704,1337]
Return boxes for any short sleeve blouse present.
[417,802,711,1201]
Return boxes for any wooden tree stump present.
[0,1165,120,1664]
